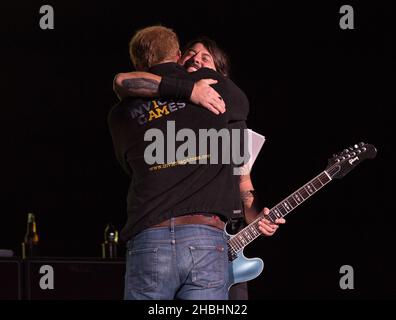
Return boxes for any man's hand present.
[258,207,286,236]
[190,79,226,115]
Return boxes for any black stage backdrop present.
[1,1,394,299]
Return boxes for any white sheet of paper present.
[234,129,266,175]
[246,129,266,171]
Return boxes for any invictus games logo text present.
[130,100,186,125]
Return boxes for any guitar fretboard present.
[228,169,335,260]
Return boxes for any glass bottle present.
[101,223,118,259]
[21,213,39,259]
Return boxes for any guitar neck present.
[228,170,333,257]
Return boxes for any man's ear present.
[176,50,181,60]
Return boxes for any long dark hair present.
[182,36,230,77]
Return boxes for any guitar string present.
[229,147,371,255]
[228,163,340,254]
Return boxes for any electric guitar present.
[226,142,377,287]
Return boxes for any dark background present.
[1,1,394,299]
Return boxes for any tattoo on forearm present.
[241,190,260,212]
[121,78,159,94]
[240,190,254,202]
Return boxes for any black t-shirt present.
[108,63,249,241]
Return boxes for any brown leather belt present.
[150,214,225,230]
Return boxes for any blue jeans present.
[124,219,229,300]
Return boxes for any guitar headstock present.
[326,142,377,179]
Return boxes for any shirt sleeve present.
[224,78,250,123]
[107,103,134,177]
[228,119,251,175]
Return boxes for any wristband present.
[159,76,194,100]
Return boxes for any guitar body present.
[225,228,264,288]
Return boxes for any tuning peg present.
[350,152,356,156]
[358,142,365,147]
[354,144,359,149]
[349,147,354,151]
